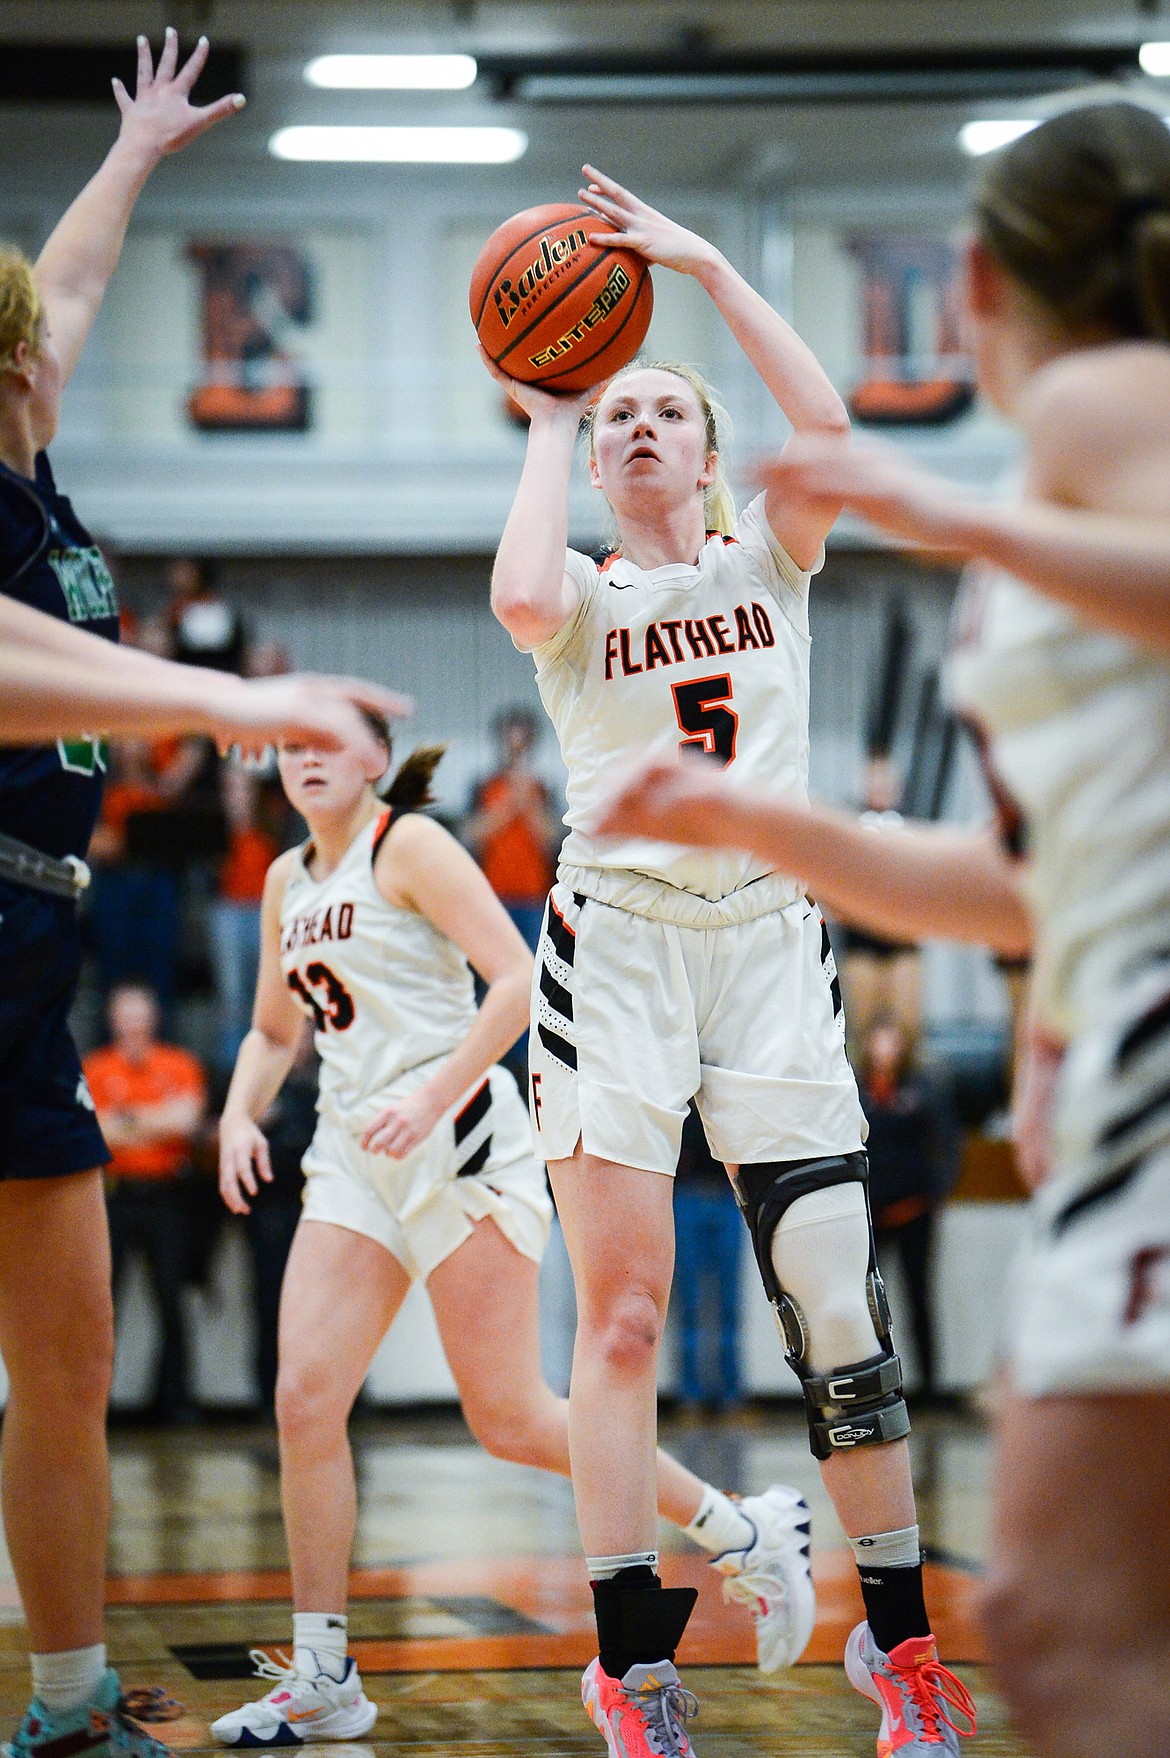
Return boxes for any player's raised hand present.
[477,344,598,419]
[579,166,718,278]
[112,26,246,159]
[758,433,973,552]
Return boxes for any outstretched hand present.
[578,165,718,278]
[113,26,245,159]
[211,673,414,763]
[593,752,736,848]
[757,433,975,552]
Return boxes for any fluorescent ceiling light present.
[1140,41,1170,76]
[270,125,527,163]
[959,118,1040,155]
[305,53,477,90]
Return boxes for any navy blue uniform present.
[0,452,117,1179]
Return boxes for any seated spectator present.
[672,1102,743,1413]
[462,704,562,950]
[85,983,207,1424]
[859,1017,958,1403]
[210,762,282,1070]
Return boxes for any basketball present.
[470,202,653,393]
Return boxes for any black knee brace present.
[731,1153,911,1460]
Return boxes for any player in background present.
[594,102,1170,1758]
[0,33,278,1758]
[211,715,821,1749]
[483,167,974,1758]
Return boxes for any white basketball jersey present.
[947,564,1170,1041]
[531,494,818,919]
[280,810,477,1134]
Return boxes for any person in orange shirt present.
[462,705,562,951]
[84,982,206,1424]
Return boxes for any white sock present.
[585,1551,659,1580]
[848,1525,922,1570]
[684,1486,755,1557]
[293,1612,348,1681]
[30,1645,107,1716]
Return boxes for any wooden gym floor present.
[0,1405,1028,1755]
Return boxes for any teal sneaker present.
[5,1669,175,1758]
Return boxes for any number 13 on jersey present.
[672,674,738,766]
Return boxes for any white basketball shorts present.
[301,1063,551,1282]
[1009,1141,1170,1397]
[529,882,866,1176]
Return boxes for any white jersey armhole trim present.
[530,548,599,669]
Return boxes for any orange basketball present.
[470,203,653,393]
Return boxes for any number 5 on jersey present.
[672,673,738,766]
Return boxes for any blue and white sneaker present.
[712,1485,816,1671]
[5,1669,174,1758]
[210,1650,376,1747]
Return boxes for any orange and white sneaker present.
[582,1658,698,1758]
[844,1622,976,1756]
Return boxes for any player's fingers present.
[175,33,210,93]
[111,77,132,115]
[581,164,633,203]
[134,33,154,90]
[254,1136,273,1183]
[157,24,180,82]
[192,92,247,132]
[319,676,413,721]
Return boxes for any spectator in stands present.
[858,1017,957,1404]
[85,738,185,1014]
[462,705,562,951]
[84,982,207,1424]
[673,1103,744,1413]
[210,762,282,1069]
[165,556,249,675]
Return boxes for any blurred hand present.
[1010,1021,1065,1191]
[578,165,718,278]
[593,752,732,847]
[360,1087,445,1159]
[209,673,414,761]
[218,1113,272,1215]
[113,28,245,159]
[756,433,971,551]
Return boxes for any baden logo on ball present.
[471,202,653,392]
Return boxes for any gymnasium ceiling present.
[0,0,1167,213]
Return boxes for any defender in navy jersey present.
[0,34,245,1758]
[485,167,962,1758]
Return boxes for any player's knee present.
[9,1284,115,1416]
[275,1357,351,1445]
[463,1392,550,1467]
[583,1284,665,1377]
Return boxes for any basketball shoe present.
[209,1650,377,1747]
[711,1485,816,1671]
[582,1657,698,1758]
[844,1621,977,1756]
[6,1669,175,1758]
